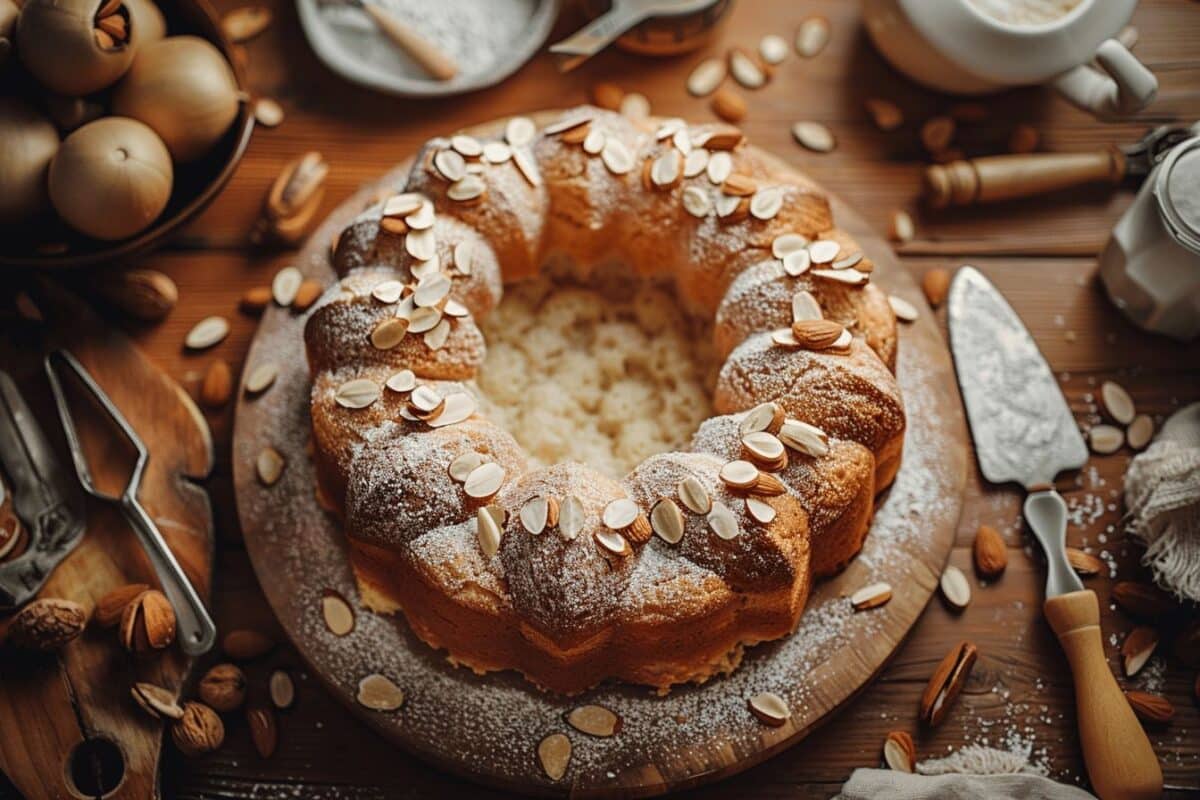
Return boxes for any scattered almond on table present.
[537,733,571,781]
[920,115,955,154]
[711,87,747,123]
[795,15,830,58]
[1125,690,1174,725]
[883,730,916,772]
[221,5,271,43]
[1121,626,1159,677]
[921,268,951,308]
[865,97,903,132]
[973,524,1007,578]
[200,359,233,408]
[590,81,623,111]
[939,565,971,610]
[920,640,977,727]
[198,663,247,712]
[1066,547,1104,577]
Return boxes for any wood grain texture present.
[0,281,215,800]
[3,0,1199,797]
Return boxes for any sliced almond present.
[256,447,284,486]
[771,233,807,259]
[520,496,550,535]
[382,192,424,219]
[476,505,502,556]
[447,175,486,202]
[1099,381,1136,425]
[808,239,840,264]
[792,121,835,153]
[385,369,416,393]
[890,210,915,243]
[370,317,409,350]
[1127,414,1154,451]
[450,134,482,158]
[464,462,505,499]
[650,150,682,188]
[132,683,184,720]
[729,48,766,89]
[602,498,640,530]
[513,149,541,187]
[321,592,355,636]
[244,363,278,395]
[832,252,863,270]
[683,149,710,178]
[706,151,733,184]
[742,430,785,463]
[601,138,634,175]
[677,476,712,515]
[356,674,404,711]
[566,705,621,737]
[782,249,811,277]
[883,731,916,772]
[269,669,295,710]
[448,451,486,482]
[423,318,452,350]
[650,498,685,544]
[559,494,586,540]
[779,419,830,457]
[745,496,777,524]
[759,33,788,65]
[940,565,971,610]
[1089,424,1124,455]
[812,267,869,285]
[482,141,512,164]
[864,97,904,132]
[792,291,822,322]
[433,148,466,182]
[716,194,747,221]
[185,316,230,350]
[687,56,726,96]
[427,392,475,428]
[706,501,740,539]
[1122,626,1159,677]
[537,733,571,781]
[748,692,790,726]
[619,92,650,120]
[334,378,380,409]
[409,385,444,417]
[582,128,606,155]
[740,402,784,435]
[595,527,631,556]
[698,127,744,151]
[405,305,442,335]
[772,328,802,349]
[253,97,284,128]
[719,459,759,490]
[795,15,830,58]
[850,582,892,610]
[750,187,784,221]
[405,228,437,261]
[682,186,712,218]
[888,295,919,322]
[272,266,302,306]
[504,116,536,147]
[452,241,475,275]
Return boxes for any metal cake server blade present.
[947,266,1161,800]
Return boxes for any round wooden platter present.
[233,112,968,797]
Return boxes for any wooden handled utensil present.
[948,267,1162,800]
[323,0,458,80]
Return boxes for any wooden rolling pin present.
[925,148,1127,208]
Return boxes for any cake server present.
[947,266,1161,800]
[44,350,216,655]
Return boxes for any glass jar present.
[1099,135,1200,341]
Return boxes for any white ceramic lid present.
[1156,137,1200,255]
[899,0,1136,86]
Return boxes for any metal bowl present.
[0,0,255,269]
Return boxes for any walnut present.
[7,598,89,650]
[198,663,246,712]
[170,702,224,757]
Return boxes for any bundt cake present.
[304,107,906,694]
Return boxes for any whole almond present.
[7,598,89,651]
[791,319,845,350]
[95,583,150,627]
[292,279,323,311]
[222,628,274,660]
[171,702,225,757]
[1124,690,1174,725]
[1121,626,1159,677]
[120,589,176,653]
[922,268,951,308]
[864,98,904,132]
[1111,581,1177,621]
[883,730,916,772]
[198,663,247,712]
[1066,547,1103,577]
[247,706,278,758]
[240,286,272,315]
[711,87,747,123]
[920,116,956,154]
[973,524,1007,578]
[95,269,178,321]
[591,81,624,111]
[200,360,233,409]
[920,640,977,727]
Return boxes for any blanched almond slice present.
[687,56,726,97]
[186,316,230,350]
[1089,424,1124,454]
[476,506,502,556]
[715,194,743,219]
[448,451,485,482]
[513,149,541,186]
[656,118,686,140]
[729,48,766,89]
[740,402,782,435]
[748,692,790,726]
[447,175,486,202]
[795,16,830,58]
[245,363,278,395]
[601,138,634,175]
[940,566,970,610]
[743,431,785,462]
[772,233,808,258]
[482,141,512,164]
[746,496,777,524]
[357,674,404,711]
[682,186,712,218]
[520,496,550,535]
[779,419,830,457]
[370,317,408,350]
[582,128,606,155]
[413,273,451,307]
[719,460,759,489]
[272,266,302,306]
[851,581,892,610]
[410,257,440,280]
[1127,414,1154,451]
[706,151,733,184]
[707,501,740,539]
[1099,380,1135,425]
[334,378,380,409]
[619,92,650,119]
[759,33,788,65]
[321,592,355,636]
[559,494,586,540]
[750,187,784,220]
[782,249,811,276]
[385,369,416,393]
[672,127,692,154]
[792,291,822,322]
[410,385,442,413]
[808,239,840,264]
[372,279,405,304]
[1122,626,1158,677]
[888,295,919,322]
[464,462,505,499]
[890,209,915,243]
[594,529,631,557]
[450,134,482,157]
[504,116,536,147]
[443,299,469,318]
[405,200,435,230]
[771,328,801,349]
[831,328,853,350]
[269,669,296,709]
[792,121,835,153]
[683,148,709,177]
[382,192,424,218]
[483,504,506,529]
[650,498,685,544]
[256,447,284,486]
[406,306,442,333]
[832,251,863,270]
[537,733,571,781]
[405,228,437,261]
[812,268,869,285]
[433,148,466,182]
[602,498,640,530]
[650,150,682,187]
[424,318,451,350]
[677,476,711,515]
[567,704,621,737]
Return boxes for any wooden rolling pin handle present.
[925,148,1127,208]
[1044,590,1163,800]
[362,4,458,81]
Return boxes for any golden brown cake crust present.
[304,107,905,694]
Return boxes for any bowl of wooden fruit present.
[0,0,254,268]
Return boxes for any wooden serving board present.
[232,113,968,797]
[0,280,215,800]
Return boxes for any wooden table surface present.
[5,1,1200,798]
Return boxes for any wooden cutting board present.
[232,112,968,797]
[0,279,214,800]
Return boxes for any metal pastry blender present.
[44,350,216,656]
[947,267,1161,800]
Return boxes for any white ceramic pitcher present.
[861,0,1157,120]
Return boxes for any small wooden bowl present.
[0,0,254,270]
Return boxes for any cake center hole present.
[475,269,717,478]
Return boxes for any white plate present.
[296,0,559,97]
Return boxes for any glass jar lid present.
[1156,136,1200,255]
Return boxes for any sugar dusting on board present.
[234,140,965,792]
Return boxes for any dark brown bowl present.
[0,0,254,270]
